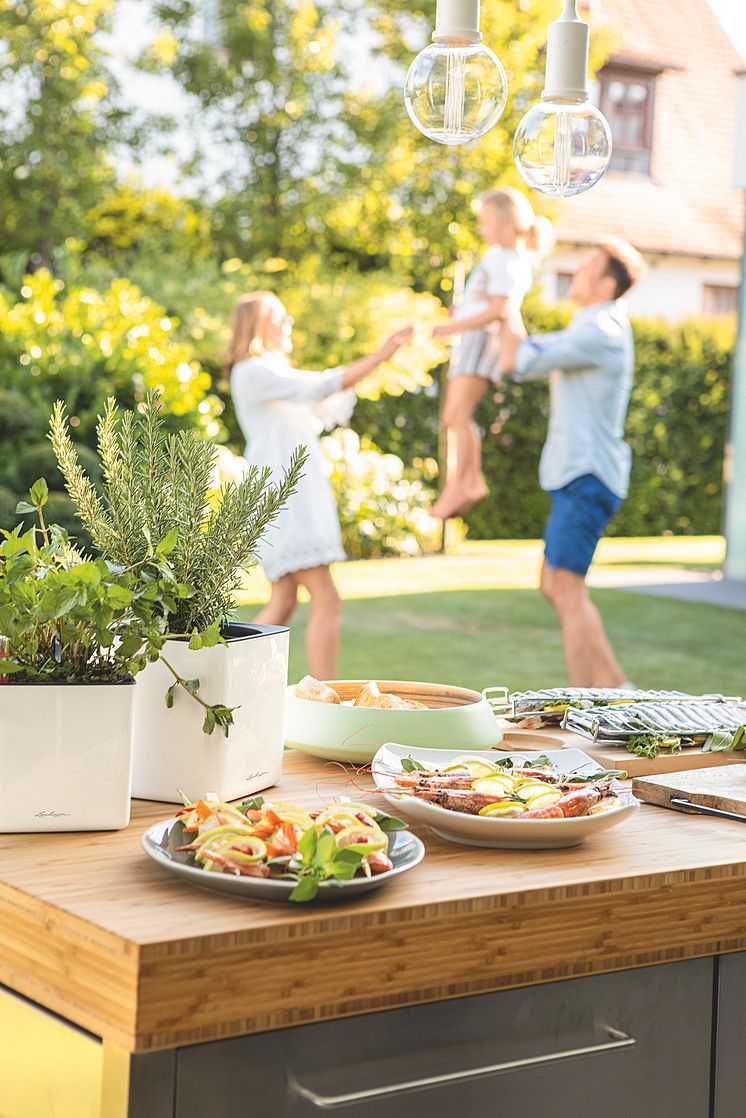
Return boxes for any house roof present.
[554,0,744,261]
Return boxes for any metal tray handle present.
[482,685,511,716]
[288,1025,634,1109]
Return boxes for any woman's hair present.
[479,186,555,258]
[224,291,284,371]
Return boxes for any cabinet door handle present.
[288,1025,635,1109]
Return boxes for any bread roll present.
[354,682,427,710]
[295,675,341,704]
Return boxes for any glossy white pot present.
[0,679,135,832]
[132,623,289,804]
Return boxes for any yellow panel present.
[0,985,103,1118]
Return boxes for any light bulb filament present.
[553,108,572,192]
[443,49,467,136]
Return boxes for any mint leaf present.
[156,528,179,557]
[288,875,320,903]
[240,796,265,813]
[314,830,336,866]
[375,811,409,832]
[297,826,318,863]
[29,479,49,508]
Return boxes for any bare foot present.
[431,482,489,520]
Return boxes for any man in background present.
[500,236,646,688]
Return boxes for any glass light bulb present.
[513,98,612,197]
[404,41,508,146]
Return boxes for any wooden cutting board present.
[502,726,746,777]
[580,740,746,777]
[633,765,746,818]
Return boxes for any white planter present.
[133,623,289,804]
[0,679,135,832]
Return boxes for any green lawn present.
[235,538,745,695]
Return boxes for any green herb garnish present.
[401,756,429,773]
[288,827,365,902]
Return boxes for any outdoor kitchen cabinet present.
[3,752,746,1117]
[174,960,712,1118]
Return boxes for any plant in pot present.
[0,479,191,832]
[50,393,304,803]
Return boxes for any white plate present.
[371,743,639,849]
[141,817,425,903]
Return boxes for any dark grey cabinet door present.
[713,952,746,1118]
[176,959,713,1118]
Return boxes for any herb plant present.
[0,480,188,683]
[49,393,305,735]
[49,392,304,633]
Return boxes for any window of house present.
[702,285,739,317]
[598,66,656,174]
[556,272,574,299]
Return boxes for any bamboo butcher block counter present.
[2,749,746,1057]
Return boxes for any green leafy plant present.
[49,392,305,734]
[703,725,746,754]
[625,732,682,759]
[0,480,189,683]
[50,391,304,630]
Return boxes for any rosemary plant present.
[49,392,305,734]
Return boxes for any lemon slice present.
[524,790,562,811]
[194,821,253,845]
[263,802,314,829]
[315,804,379,829]
[443,757,498,778]
[334,825,388,854]
[514,781,554,802]
[478,802,525,817]
[472,775,517,796]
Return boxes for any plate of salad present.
[371,743,638,849]
[141,794,424,903]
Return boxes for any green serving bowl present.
[284,679,507,764]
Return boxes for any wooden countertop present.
[3,749,746,1053]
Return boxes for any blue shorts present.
[544,474,622,576]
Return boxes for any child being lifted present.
[431,186,553,520]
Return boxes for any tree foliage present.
[0,0,119,267]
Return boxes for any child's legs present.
[254,574,298,626]
[442,374,490,483]
[292,565,342,680]
[434,374,490,516]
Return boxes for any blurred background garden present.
[1,0,744,689]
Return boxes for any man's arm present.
[510,320,614,381]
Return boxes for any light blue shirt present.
[515,300,634,498]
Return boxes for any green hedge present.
[353,305,735,539]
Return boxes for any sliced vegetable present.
[443,757,497,778]
[478,802,525,817]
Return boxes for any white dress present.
[231,354,355,582]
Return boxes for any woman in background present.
[227,291,411,679]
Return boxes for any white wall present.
[538,250,741,320]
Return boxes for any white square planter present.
[132,623,289,803]
[0,679,135,832]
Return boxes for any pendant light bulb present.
[404,0,507,146]
[513,0,612,197]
